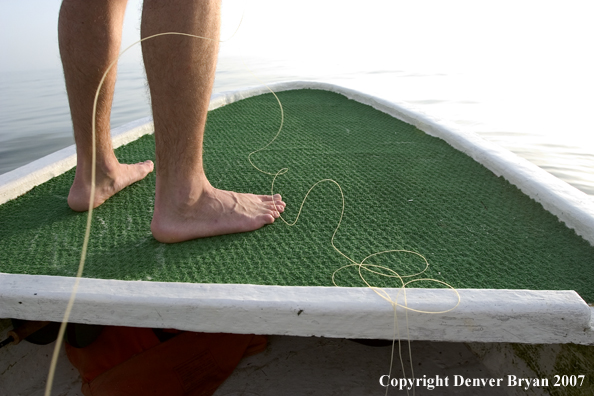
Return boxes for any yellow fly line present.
[45,25,459,396]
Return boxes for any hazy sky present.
[2,0,593,76]
[0,0,142,72]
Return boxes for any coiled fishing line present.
[246,82,461,396]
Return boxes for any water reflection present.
[1,58,592,199]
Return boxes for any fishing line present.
[243,64,460,395]
[43,27,235,396]
[44,5,248,389]
[45,13,459,396]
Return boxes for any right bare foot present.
[68,160,154,211]
[151,182,286,243]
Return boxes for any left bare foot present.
[68,160,154,211]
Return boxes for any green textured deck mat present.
[1,89,593,302]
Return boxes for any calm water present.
[1,57,593,199]
[0,64,150,173]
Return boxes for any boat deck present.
[1,85,593,344]
[1,89,593,298]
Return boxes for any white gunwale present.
[1,81,593,345]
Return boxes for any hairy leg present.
[142,0,285,243]
[59,0,153,212]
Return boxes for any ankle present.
[155,173,211,208]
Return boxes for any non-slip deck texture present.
[1,90,593,302]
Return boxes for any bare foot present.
[68,160,154,211]
[151,183,286,243]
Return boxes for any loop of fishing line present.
[246,80,460,315]
[245,61,460,396]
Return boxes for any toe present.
[264,213,275,224]
[275,201,285,213]
[137,160,154,176]
[265,202,284,213]
[259,194,282,202]
[142,160,155,173]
